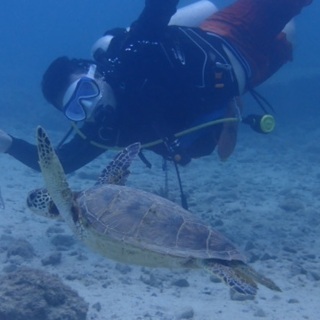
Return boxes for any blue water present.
[0,0,319,130]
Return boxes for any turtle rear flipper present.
[233,263,281,292]
[201,260,258,296]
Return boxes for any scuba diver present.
[0,0,313,172]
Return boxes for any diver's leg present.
[201,0,312,44]
[200,0,312,87]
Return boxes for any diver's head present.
[42,56,115,121]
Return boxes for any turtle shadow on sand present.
[27,126,281,297]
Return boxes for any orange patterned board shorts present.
[200,0,313,87]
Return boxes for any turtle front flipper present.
[96,142,141,186]
[27,188,61,220]
[37,127,75,230]
[201,260,258,296]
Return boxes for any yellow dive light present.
[243,114,275,134]
[259,114,275,133]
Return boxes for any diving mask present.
[62,64,101,121]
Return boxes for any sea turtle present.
[30,126,281,296]
[27,138,136,220]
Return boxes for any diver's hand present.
[0,130,12,153]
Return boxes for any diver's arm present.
[130,0,179,35]
[6,137,41,171]
[54,128,106,174]
[7,129,106,174]
[0,129,12,153]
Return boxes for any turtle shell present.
[77,184,245,262]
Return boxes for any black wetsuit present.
[7,0,244,173]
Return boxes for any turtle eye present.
[27,193,36,206]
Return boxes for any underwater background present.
[1,1,320,319]
[1,0,319,134]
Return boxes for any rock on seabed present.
[0,267,88,320]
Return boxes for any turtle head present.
[26,188,62,220]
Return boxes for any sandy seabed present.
[0,116,320,320]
